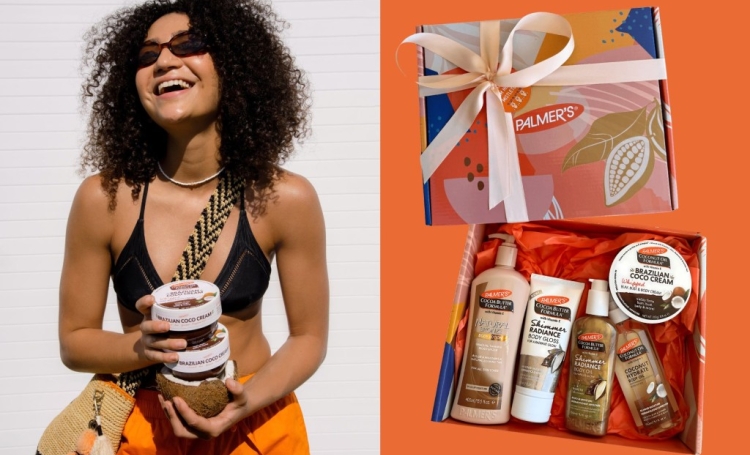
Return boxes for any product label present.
[614,331,680,430]
[168,327,230,373]
[152,280,222,331]
[479,290,515,312]
[567,322,615,428]
[576,332,606,353]
[610,241,691,323]
[457,285,512,410]
[158,298,210,309]
[516,288,580,393]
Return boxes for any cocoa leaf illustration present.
[648,100,667,160]
[562,107,648,172]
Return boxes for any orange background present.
[381,0,745,453]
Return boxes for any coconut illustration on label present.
[584,378,608,401]
[609,240,691,324]
[541,347,565,373]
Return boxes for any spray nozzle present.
[586,279,610,317]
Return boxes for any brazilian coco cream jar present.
[152,280,229,380]
[164,324,231,381]
[609,240,692,324]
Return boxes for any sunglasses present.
[137,31,207,68]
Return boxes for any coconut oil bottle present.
[565,279,617,436]
[609,298,682,436]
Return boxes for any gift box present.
[431,221,705,454]
[410,8,677,225]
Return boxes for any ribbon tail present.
[486,92,529,221]
[420,83,490,182]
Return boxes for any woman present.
[58,0,328,452]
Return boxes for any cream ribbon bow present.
[402,12,667,221]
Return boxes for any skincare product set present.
[150,280,237,418]
[439,222,701,445]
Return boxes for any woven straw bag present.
[36,374,140,455]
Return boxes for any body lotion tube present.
[510,274,585,423]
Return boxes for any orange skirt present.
[117,376,309,455]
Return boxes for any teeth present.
[158,79,192,95]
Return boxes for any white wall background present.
[0,0,379,453]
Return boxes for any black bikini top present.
[112,181,271,313]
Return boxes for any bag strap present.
[118,171,244,394]
[172,171,245,281]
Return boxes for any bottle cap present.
[586,279,610,317]
[608,298,630,324]
[510,389,554,423]
[488,233,517,267]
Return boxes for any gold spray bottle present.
[565,279,617,436]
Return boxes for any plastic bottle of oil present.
[609,298,682,436]
[565,279,617,436]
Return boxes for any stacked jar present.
[151,280,230,381]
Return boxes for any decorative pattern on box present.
[418,8,676,225]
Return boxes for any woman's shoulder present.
[259,169,324,243]
[74,174,126,209]
[67,174,118,244]
[71,174,140,226]
[271,169,319,206]
[73,174,111,213]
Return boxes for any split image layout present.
[0,0,739,454]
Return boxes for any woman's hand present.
[158,378,252,439]
[135,295,186,364]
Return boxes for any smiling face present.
[135,13,221,133]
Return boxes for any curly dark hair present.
[81,0,310,213]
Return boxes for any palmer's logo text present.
[618,338,640,355]
[578,333,604,342]
[458,406,497,421]
[638,247,668,256]
[514,104,583,134]
[481,290,512,299]
[537,296,570,306]
[170,281,198,290]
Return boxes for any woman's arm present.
[164,172,329,438]
[59,176,184,373]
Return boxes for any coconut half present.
[656,383,668,398]
[550,352,565,373]
[157,360,238,418]
[647,381,655,394]
[594,380,607,400]
[671,296,686,309]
